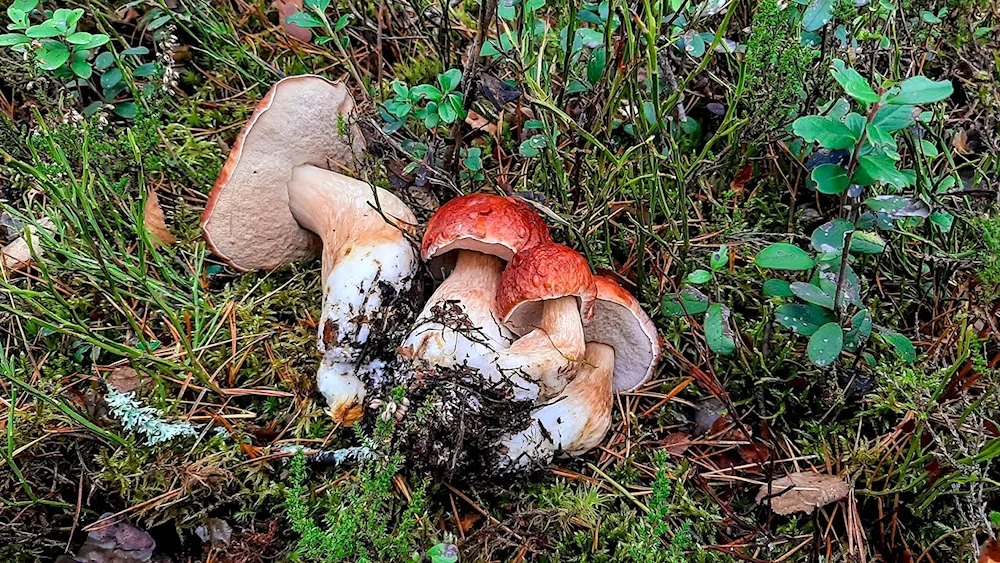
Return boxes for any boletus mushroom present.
[494,242,597,399]
[501,275,661,470]
[399,193,552,400]
[201,76,418,425]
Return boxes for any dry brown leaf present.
[730,164,753,193]
[144,190,177,246]
[108,365,140,393]
[755,471,850,515]
[952,129,969,154]
[661,432,691,456]
[2,218,53,272]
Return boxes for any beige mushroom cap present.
[201,75,365,270]
[585,276,661,391]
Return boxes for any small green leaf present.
[26,22,62,38]
[36,41,70,70]
[705,303,737,355]
[812,164,850,194]
[872,104,915,131]
[303,0,331,11]
[849,231,886,254]
[886,75,954,105]
[811,219,854,253]
[83,101,102,117]
[852,155,915,188]
[844,309,872,352]
[763,279,794,297]
[70,57,92,78]
[755,243,815,271]
[877,328,916,362]
[410,84,442,102]
[121,46,149,56]
[830,59,879,105]
[438,68,462,92]
[661,288,710,317]
[77,34,109,49]
[710,245,728,271]
[792,116,859,150]
[285,12,324,27]
[802,0,835,31]
[95,51,115,70]
[919,139,939,157]
[790,281,835,310]
[808,323,844,366]
[775,304,835,336]
[929,211,954,233]
[865,123,894,148]
[519,135,547,157]
[66,31,93,44]
[113,102,138,119]
[480,40,500,57]
[920,10,941,23]
[133,62,158,77]
[0,33,29,46]
[686,270,712,285]
[438,99,458,123]
[334,13,353,32]
[100,67,123,89]
[587,47,606,84]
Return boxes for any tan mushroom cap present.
[496,242,596,334]
[585,276,661,392]
[201,75,365,271]
[420,193,552,263]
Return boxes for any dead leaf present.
[980,539,1000,563]
[952,129,969,154]
[144,190,177,246]
[756,471,850,515]
[730,164,752,193]
[661,432,690,456]
[108,365,140,393]
[2,218,53,272]
[738,443,770,464]
[465,110,497,135]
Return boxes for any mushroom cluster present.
[201,76,661,476]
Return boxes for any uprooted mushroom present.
[494,242,597,400]
[201,75,420,425]
[500,276,661,470]
[399,193,553,400]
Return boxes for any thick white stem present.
[400,251,539,400]
[496,296,586,400]
[501,342,615,470]
[287,165,418,424]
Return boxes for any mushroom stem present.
[501,342,614,469]
[286,165,418,424]
[497,296,585,399]
[400,251,541,398]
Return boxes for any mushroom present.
[399,193,552,400]
[201,76,418,425]
[500,275,661,470]
[494,242,597,399]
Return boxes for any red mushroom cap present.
[421,194,551,263]
[585,276,662,392]
[496,242,596,333]
[201,75,364,271]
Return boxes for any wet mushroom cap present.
[420,193,552,264]
[201,75,365,271]
[496,242,597,334]
[585,276,662,392]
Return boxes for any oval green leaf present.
[705,303,736,355]
[790,282,835,310]
[808,322,844,367]
[755,243,815,271]
[763,279,794,297]
[812,163,850,194]
[775,304,835,336]
[811,219,854,253]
